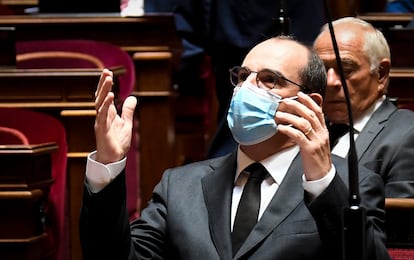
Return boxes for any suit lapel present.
[201,152,237,260]
[235,154,304,259]
[355,99,396,160]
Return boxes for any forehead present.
[314,24,368,63]
[242,39,309,76]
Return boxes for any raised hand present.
[94,69,137,164]
[276,91,332,181]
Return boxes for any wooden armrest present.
[133,51,172,61]
[385,198,414,210]
[0,189,43,200]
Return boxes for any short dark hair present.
[300,48,327,98]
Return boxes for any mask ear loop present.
[322,1,366,260]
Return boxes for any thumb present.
[121,96,138,123]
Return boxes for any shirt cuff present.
[85,151,127,193]
[302,164,336,200]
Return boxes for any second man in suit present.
[314,17,414,197]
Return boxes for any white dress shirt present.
[86,144,336,229]
[86,151,126,193]
[332,96,385,158]
[231,145,335,230]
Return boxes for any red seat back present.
[0,107,68,260]
[16,39,140,220]
[0,126,29,145]
[16,39,135,101]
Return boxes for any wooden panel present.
[0,233,53,260]
[358,13,414,30]
[389,68,414,106]
[0,189,45,239]
[0,143,57,190]
[0,15,181,63]
[385,198,414,248]
[384,28,414,68]
[0,68,122,260]
[0,14,182,260]
[0,143,56,259]
[133,52,176,206]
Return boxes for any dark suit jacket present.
[355,98,414,197]
[80,152,389,260]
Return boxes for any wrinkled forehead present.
[315,23,366,50]
[314,24,368,63]
[242,38,309,77]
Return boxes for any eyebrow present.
[245,66,286,78]
[341,58,360,68]
[322,58,359,68]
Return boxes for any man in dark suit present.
[80,37,390,259]
[314,17,414,198]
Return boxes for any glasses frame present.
[229,66,306,91]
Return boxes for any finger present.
[95,69,112,98]
[304,127,313,136]
[275,110,312,136]
[95,75,113,111]
[121,96,138,123]
[277,123,310,144]
[297,92,325,129]
[96,92,115,127]
[280,95,322,134]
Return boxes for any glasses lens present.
[230,67,250,87]
[257,69,279,89]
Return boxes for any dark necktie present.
[231,162,267,256]
[329,123,349,149]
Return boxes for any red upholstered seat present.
[388,248,414,259]
[14,39,140,257]
[0,126,29,145]
[16,39,135,101]
[0,107,68,260]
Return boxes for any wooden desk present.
[0,14,182,260]
[0,142,57,260]
[385,198,414,248]
[358,12,414,30]
[0,14,181,64]
[383,28,414,68]
[389,68,414,107]
[0,67,124,260]
[0,13,182,207]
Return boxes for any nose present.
[326,68,342,89]
[246,71,258,86]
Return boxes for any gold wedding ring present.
[304,127,313,136]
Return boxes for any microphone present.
[322,1,366,259]
[273,0,291,36]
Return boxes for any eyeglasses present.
[229,66,306,91]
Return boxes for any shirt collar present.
[235,145,300,185]
[353,95,385,133]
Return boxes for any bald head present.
[243,37,326,96]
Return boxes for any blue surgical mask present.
[227,81,282,145]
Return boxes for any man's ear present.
[378,59,390,90]
[309,93,323,106]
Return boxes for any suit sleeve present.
[80,169,172,260]
[306,167,390,260]
[80,171,133,259]
[380,127,414,197]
